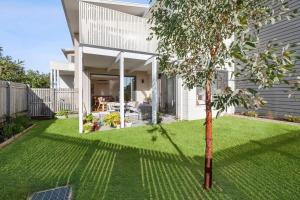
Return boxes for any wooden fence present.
[0,80,78,121]
[28,88,78,117]
[0,81,28,123]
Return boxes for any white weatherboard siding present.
[79,1,157,54]
[236,0,300,117]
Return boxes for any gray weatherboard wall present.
[236,0,300,117]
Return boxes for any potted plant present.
[125,118,132,127]
[92,118,100,131]
[84,113,94,124]
[104,112,120,128]
[83,123,93,134]
[55,109,70,119]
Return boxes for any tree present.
[0,47,50,88]
[0,48,26,83]
[149,0,299,189]
[25,70,50,88]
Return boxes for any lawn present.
[0,116,299,200]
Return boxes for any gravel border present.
[230,114,300,126]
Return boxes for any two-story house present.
[50,0,234,133]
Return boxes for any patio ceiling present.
[83,53,152,73]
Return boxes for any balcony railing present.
[79,1,157,54]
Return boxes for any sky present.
[0,0,149,73]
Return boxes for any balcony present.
[79,1,157,54]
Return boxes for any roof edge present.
[82,0,150,9]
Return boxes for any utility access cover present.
[28,186,72,200]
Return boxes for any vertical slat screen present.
[79,1,157,53]
[28,88,79,117]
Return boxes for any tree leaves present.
[0,47,50,88]
[150,0,299,114]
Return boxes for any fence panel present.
[28,88,53,117]
[28,88,78,117]
[10,82,28,116]
[0,81,28,123]
[0,81,8,123]
[0,82,78,120]
[55,89,78,112]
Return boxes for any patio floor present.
[93,112,177,131]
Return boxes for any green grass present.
[0,116,299,199]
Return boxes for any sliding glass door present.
[124,77,136,101]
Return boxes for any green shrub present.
[104,113,120,127]
[85,114,94,123]
[56,109,70,118]
[284,115,300,123]
[0,115,31,141]
[3,124,14,138]
[244,111,258,118]
[3,122,23,138]
[15,115,31,128]
[83,123,93,134]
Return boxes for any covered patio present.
[77,46,158,132]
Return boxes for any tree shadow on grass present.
[0,121,299,200]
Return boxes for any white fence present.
[0,80,78,121]
[79,1,158,53]
[0,81,28,123]
[28,88,78,117]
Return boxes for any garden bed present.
[0,115,33,144]
[0,124,35,148]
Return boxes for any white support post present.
[57,70,60,89]
[55,70,58,89]
[78,47,84,133]
[50,69,53,88]
[53,70,56,88]
[119,52,125,128]
[87,72,91,114]
[152,57,158,124]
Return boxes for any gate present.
[28,88,78,118]
[28,89,54,117]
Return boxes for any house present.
[50,0,234,133]
[236,0,300,118]
[50,49,75,89]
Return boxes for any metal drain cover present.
[28,186,72,200]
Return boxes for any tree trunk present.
[203,80,213,189]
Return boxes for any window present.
[196,87,205,105]
[70,56,75,63]
[196,71,228,105]
[214,71,228,92]
[124,77,136,101]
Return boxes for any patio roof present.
[61,48,75,59]
[50,61,75,72]
[81,46,156,73]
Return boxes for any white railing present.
[79,1,157,54]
